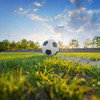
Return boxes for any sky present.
[0,0,100,47]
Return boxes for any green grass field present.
[0,52,100,100]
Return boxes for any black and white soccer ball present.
[41,39,59,56]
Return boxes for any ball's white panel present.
[52,46,59,55]
[41,39,59,56]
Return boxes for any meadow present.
[0,52,100,100]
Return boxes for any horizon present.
[0,0,100,47]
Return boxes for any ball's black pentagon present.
[55,51,58,55]
[45,50,51,55]
[52,42,57,47]
[43,41,48,46]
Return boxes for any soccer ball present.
[41,39,59,56]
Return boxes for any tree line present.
[0,36,100,52]
[58,36,100,49]
[0,39,40,52]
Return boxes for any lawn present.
[0,52,100,100]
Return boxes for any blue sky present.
[0,0,100,47]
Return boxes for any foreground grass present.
[0,52,100,100]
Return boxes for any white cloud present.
[18,10,29,15]
[42,23,64,34]
[88,9,100,14]
[14,8,29,15]
[67,8,99,30]
[42,1,45,4]
[33,8,39,12]
[19,8,23,11]
[53,1,100,47]
[54,14,66,19]
[68,7,86,17]
[81,7,86,10]
[33,0,46,7]
[42,23,54,32]
[70,0,92,8]
[42,0,46,4]
[70,0,75,3]
[28,14,48,21]
[53,26,64,34]
[34,2,43,7]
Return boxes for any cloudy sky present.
[0,0,100,47]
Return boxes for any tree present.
[0,39,41,51]
[35,42,40,49]
[58,41,64,51]
[15,41,21,50]
[0,40,10,51]
[69,39,79,48]
[0,41,4,51]
[2,40,10,50]
[92,36,100,47]
[10,41,16,50]
[84,38,92,48]
[28,40,35,49]
[64,45,69,49]
[58,41,64,49]
[21,39,28,49]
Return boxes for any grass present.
[59,52,100,61]
[0,52,100,100]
